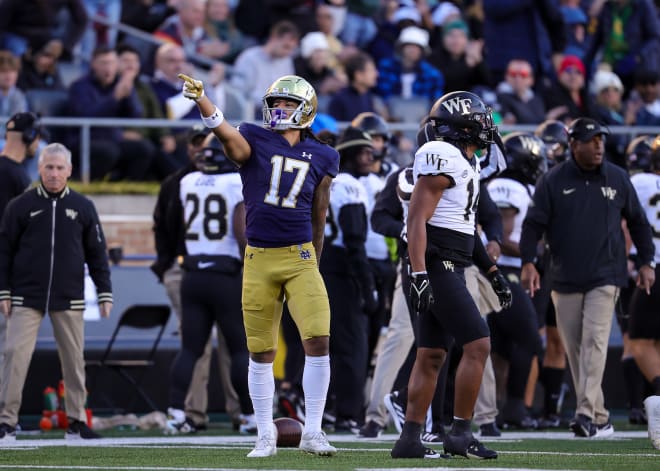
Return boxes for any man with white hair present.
[0,143,113,441]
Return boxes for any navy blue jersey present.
[238,123,339,247]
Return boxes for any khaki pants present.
[164,264,241,424]
[552,285,618,424]
[364,270,415,426]
[466,265,499,426]
[0,307,87,425]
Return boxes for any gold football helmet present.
[262,75,317,130]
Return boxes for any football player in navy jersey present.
[391,91,511,460]
[179,73,338,457]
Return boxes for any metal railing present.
[7,116,660,183]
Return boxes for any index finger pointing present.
[177,73,194,83]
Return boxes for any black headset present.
[20,112,42,145]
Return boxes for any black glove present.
[410,272,434,315]
[488,269,513,309]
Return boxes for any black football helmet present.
[194,138,237,174]
[351,112,391,160]
[427,91,497,149]
[626,135,655,173]
[534,120,569,166]
[351,112,391,141]
[503,132,548,185]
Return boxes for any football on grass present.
[274,417,303,447]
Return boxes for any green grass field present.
[0,422,657,471]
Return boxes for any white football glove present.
[178,73,205,101]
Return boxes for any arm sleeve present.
[478,182,503,244]
[371,170,404,238]
[473,231,496,273]
[151,180,177,280]
[520,177,551,264]
[83,202,113,303]
[0,199,20,299]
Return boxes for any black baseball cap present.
[568,118,610,142]
[6,112,40,134]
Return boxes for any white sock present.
[248,358,274,437]
[302,354,330,434]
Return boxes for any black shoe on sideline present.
[569,414,596,438]
[66,419,101,440]
[479,422,501,437]
[358,420,383,438]
[444,432,497,459]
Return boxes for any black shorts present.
[628,267,660,340]
[417,257,489,350]
[614,278,636,334]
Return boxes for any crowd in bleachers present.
[0,0,659,182]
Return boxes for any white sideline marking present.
[358,468,591,471]
[0,430,649,448]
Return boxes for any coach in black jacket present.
[520,118,655,438]
[0,143,112,440]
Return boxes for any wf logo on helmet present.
[442,97,472,114]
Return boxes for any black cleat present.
[358,420,383,438]
[391,437,448,459]
[479,422,501,437]
[444,432,497,459]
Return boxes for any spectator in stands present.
[121,0,176,35]
[626,69,660,126]
[0,0,88,59]
[67,46,155,181]
[204,62,251,122]
[150,43,199,164]
[340,0,380,49]
[482,0,565,88]
[376,26,444,103]
[230,20,300,117]
[328,51,387,123]
[116,44,180,179]
[0,51,28,120]
[17,39,65,95]
[591,69,629,168]
[368,3,421,65]
[497,59,547,125]
[560,3,589,59]
[79,0,123,65]
[583,0,660,96]
[0,142,112,441]
[543,55,596,124]
[154,0,213,65]
[204,0,246,64]
[428,19,489,94]
[315,3,345,72]
[17,39,65,91]
[294,32,345,102]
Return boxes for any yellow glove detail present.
[178,73,205,101]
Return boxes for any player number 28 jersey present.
[413,140,480,235]
[631,172,660,264]
[180,171,244,260]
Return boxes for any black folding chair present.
[86,304,171,412]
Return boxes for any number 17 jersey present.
[238,123,339,248]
